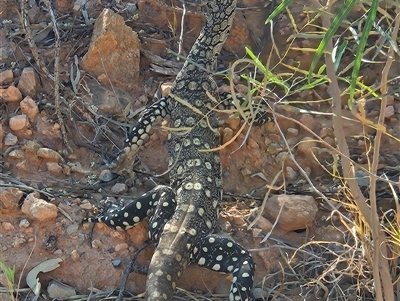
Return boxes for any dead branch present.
[20,0,72,153]
[42,0,73,153]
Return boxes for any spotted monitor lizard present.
[85,0,255,300]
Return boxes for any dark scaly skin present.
[85,1,255,300]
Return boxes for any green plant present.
[0,261,16,301]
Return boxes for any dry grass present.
[241,1,400,300]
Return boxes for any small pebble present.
[53,249,63,256]
[112,259,122,268]
[299,114,316,131]
[222,127,234,144]
[115,243,128,252]
[275,151,289,164]
[385,105,394,118]
[66,224,79,235]
[37,147,63,162]
[2,222,14,231]
[19,219,30,228]
[17,67,41,97]
[47,280,76,299]
[126,2,138,13]
[247,138,259,150]
[4,133,18,146]
[21,192,58,221]
[91,239,102,249]
[285,166,298,180]
[240,168,252,176]
[319,127,333,138]
[111,231,126,240]
[111,183,127,194]
[225,116,241,131]
[99,169,114,182]
[79,200,93,210]
[71,250,80,262]
[266,142,282,154]
[297,137,317,155]
[20,96,39,121]
[286,127,299,137]
[12,236,27,248]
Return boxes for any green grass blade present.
[332,40,348,72]
[300,77,329,90]
[265,0,294,24]
[317,64,326,75]
[245,47,266,72]
[308,0,357,80]
[348,0,379,109]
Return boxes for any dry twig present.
[369,5,400,301]
[42,0,73,153]
[20,0,72,152]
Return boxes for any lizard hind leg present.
[191,234,255,301]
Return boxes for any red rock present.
[9,114,30,131]
[20,96,39,121]
[263,194,318,231]
[8,149,25,159]
[0,29,17,63]
[81,9,140,90]
[111,231,126,241]
[21,192,58,221]
[17,67,41,97]
[4,133,18,146]
[71,249,80,262]
[0,187,24,213]
[286,128,299,137]
[297,136,317,155]
[54,0,74,13]
[2,222,14,231]
[0,86,22,102]
[385,105,394,118]
[299,114,317,131]
[222,127,234,144]
[0,69,13,84]
[225,116,241,131]
[111,183,127,194]
[37,147,63,162]
[114,243,129,252]
[46,162,63,176]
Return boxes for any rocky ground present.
[0,0,399,301]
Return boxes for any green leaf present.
[348,0,379,109]
[245,47,266,72]
[308,0,357,80]
[317,64,326,75]
[300,77,328,90]
[265,0,294,24]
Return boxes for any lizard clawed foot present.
[108,146,138,179]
